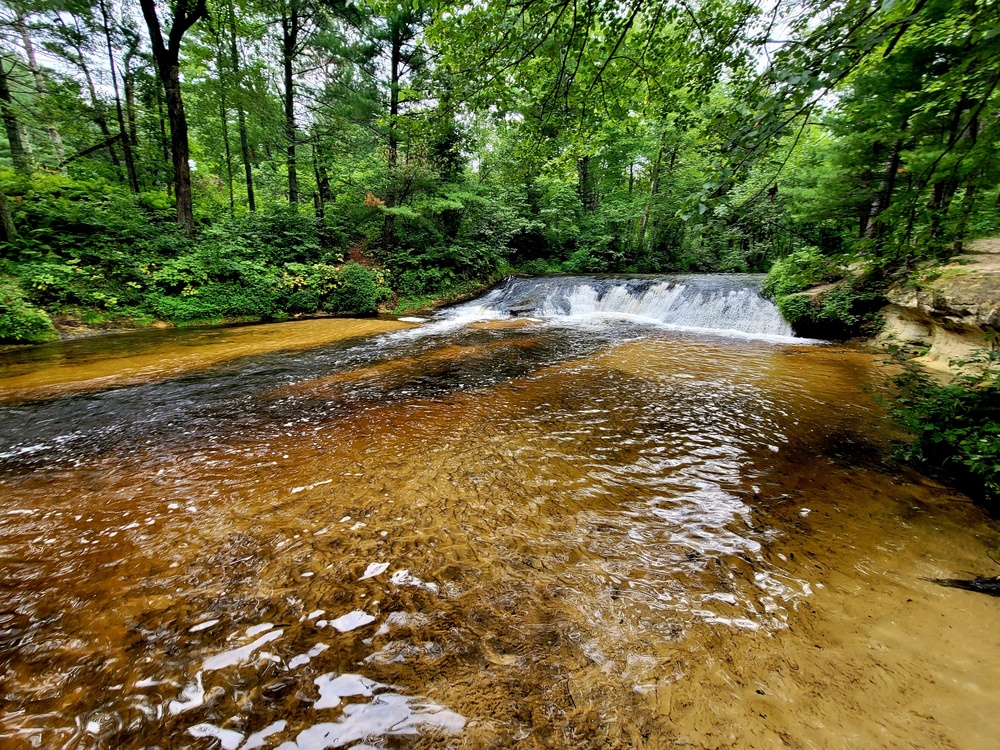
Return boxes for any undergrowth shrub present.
[762,246,838,297]
[327,263,391,315]
[764,248,883,338]
[885,350,1000,507]
[518,258,565,275]
[0,277,58,344]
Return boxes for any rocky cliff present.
[878,239,1000,374]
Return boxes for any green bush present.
[775,293,815,326]
[393,264,465,296]
[762,247,838,298]
[146,272,284,322]
[764,249,884,338]
[327,263,390,315]
[774,280,880,339]
[203,208,327,266]
[285,289,322,314]
[886,351,1000,506]
[0,278,58,344]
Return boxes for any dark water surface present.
[1,276,997,750]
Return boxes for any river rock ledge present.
[878,238,1000,374]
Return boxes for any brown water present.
[0,318,412,404]
[1,288,998,750]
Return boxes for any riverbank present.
[874,242,1000,508]
[391,273,511,315]
[0,278,501,354]
[877,238,1000,376]
[764,242,1000,508]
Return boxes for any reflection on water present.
[0,317,412,404]
[0,282,998,749]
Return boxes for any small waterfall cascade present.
[445,274,796,338]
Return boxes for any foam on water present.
[202,629,283,671]
[277,692,465,749]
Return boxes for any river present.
[0,275,997,750]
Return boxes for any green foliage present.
[517,258,565,275]
[204,209,327,266]
[145,275,283,322]
[776,286,861,335]
[326,263,391,315]
[762,247,837,297]
[886,351,1000,506]
[763,248,884,338]
[775,293,814,326]
[772,275,883,339]
[0,278,58,344]
[0,171,392,323]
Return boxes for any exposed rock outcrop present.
[878,239,1000,375]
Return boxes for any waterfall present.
[443,275,796,338]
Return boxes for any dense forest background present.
[0,0,998,341]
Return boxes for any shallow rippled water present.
[0,294,998,750]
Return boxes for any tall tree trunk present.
[953,181,978,253]
[208,6,234,212]
[927,176,960,246]
[84,67,121,172]
[54,16,121,172]
[98,0,139,193]
[380,21,403,249]
[123,69,139,147]
[236,103,254,211]
[0,187,16,241]
[638,146,665,252]
[388,30,400,175]
[312,144,324,226]
[577,156,590,208]
[314,141,332,246]
[219,86,234,213]
[123,55,140,147]
[163,76,194,232]
[952,118,981,252]
[122,63,141,191]
[639,143,679,261]
[864,138,904,245]
[858,166,872,237]
[156,83,171,196]
[0,59,30,173]
[138,0,207,234]
[16,9,65,168]
[227,0,255,211]
[281,1,300,206]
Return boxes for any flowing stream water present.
[0,274,998,750]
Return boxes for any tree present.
[138,0,208,232]
[375,2,428,249]
[13,3,64,168]
[0,53,29,173]
[224,0,255,210]
[48,11,124,174]
[98,0,140,192]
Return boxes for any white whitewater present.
[440,274,796,339]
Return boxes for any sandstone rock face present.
[878,239,1000,375]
